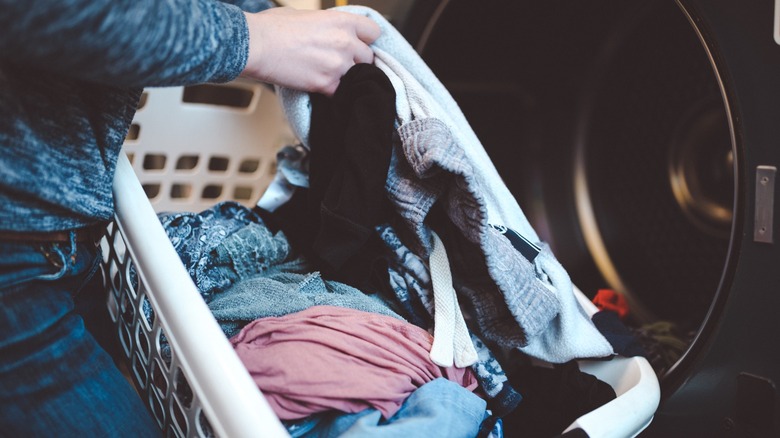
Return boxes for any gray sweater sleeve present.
[0,0,254,87]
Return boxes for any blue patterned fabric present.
[145,201,302,357]
[376,224,433,328]
[158,201,302,303]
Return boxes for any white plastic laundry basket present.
[124,80,297,214]
[102,81,660,437]
[102,80,293,437]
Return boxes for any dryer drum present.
[570,1,733,327]
[411,0,736,379]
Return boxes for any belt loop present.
[37,238,74,279]
[68,230,78,264]
[39,244,64,268]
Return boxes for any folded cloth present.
[230,305,478,420]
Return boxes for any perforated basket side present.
[103,155,289,438]
[124,80,297,213]
[102,224,219,437]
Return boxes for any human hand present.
[241,7,380,96]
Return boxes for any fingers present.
[335,12,379,65]
[353,41,374,65]
[321,79,340,97]
[241,7,381,96]
[352,15,381,44]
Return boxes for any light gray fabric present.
[389,118,559,342]
[209,271,404,339]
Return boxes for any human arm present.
[0,0,379,94]
[241,7,380,96]
[0,0,256,87]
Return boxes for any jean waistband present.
[0,224,106,244]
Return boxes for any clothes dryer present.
[347,0,780,435]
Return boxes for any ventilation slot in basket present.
[208,156,230,172]
[176,155,199,171]
[238,159,260,174]
[142,184,161,199]
[202,185,223,199]
[182,84,254,109]
[137,92,148,110]
[171,184,192,200]
[126,123,141,141]
[234,186,253,200]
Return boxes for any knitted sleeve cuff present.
[207,2,251,84]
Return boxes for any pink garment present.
[230,305,479,420]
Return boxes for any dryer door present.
[398,0,779,435]
[411,0,735,373]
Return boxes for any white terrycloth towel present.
[275,5,614,363]
[428,231,479,368]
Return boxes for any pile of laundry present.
[154,6,648,437]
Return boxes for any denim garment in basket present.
[0,237,160,436]
[0,0,271,232]
[290,378,488,438]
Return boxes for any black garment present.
[502,361,617,438]
[591,310,648,358]
[269,63,397,293]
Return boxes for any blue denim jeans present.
[291,378,488,438]
[0,235,160,436]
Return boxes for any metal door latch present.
[754,165,776,243]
